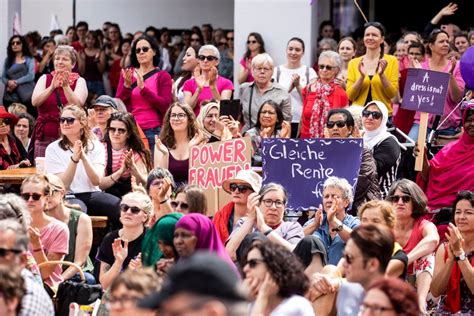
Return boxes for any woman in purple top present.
[182,45,233,116]
[116,35,173,151]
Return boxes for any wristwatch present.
[331,224,343,232]
[455,252,466,261]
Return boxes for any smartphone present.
[219,99,242,120]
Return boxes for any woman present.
[2,35,35,109]
[171,184,207,215]
[154,103,199,186]
[44,173,95,284]
[418,102,474,211]
[107,268,159,316]
[31,45,88,159]
[408,29,464,140]
[454,32,469,56]
[325,109,380,213]
[360,277,419,316]
[196,101,233,143]
[431,190,474,314]
[274,37,317,137]
[300,51,349,138]
[182,45,233,115]
[37,38,56,81]
[116,35,173,151]
[237,32,265,84]
[144,168,175,226]
[173,46,199,102]
[77,31,106,101]
[20,174,69,289]
[99,112,151,198]
[362,101,401,198]
[14,112,34,152]
[97,191,151,289]
[65,26,78,44]
[337,37,357,87]
[244,101,291,166]
[44,105,121,227]
[109,38,131,94]
[0,107,29,170]
[346,22,398,116]
[243,242,314,316]
[141,212,182,270]
[388,179,439,313]
[104,23,122,69]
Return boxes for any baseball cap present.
[91,95,118,110]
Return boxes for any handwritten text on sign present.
[402,68,449,115]
[189,138,251,189]
[261,138,363,210]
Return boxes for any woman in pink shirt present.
[183,45,233,116]
[116,35,173,151]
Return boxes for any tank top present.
[64,208,94,273]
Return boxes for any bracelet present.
[160,198,169,205]
[70,156,79,164]
[110,175,118,183]
[33,246,43,252]
[263,228,273,236]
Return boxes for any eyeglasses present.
[319,64,335,71]
[20,193,43,201]
[245,258,264,268]
[59,117,76,125]
[0,118,11,126]
[261,110,276,116]
[359,303,394,314]
[227,36,234,41]
[253,66,272,73]
[109,127,127,135]
[362,110,383,120]
[326,120,347,129]
[170,113,187,120]
[0,248,22,257]
[136,46,151,54]
[343,253,354,264]
[388,195,411,203]
[198,55,218,62]
[105,295,141,309]
[120,203,142,214]
[261,199,285,208]
[229,183,253,194]
[11,41,22,46]
[247,40,258,44]
[170,201,189,211]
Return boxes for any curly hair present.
[159,103,198,149]
[6,35,32,68]
[366,277,419,316]
[452,190,474,223]
[247,242,309,298]
[387,179,428,219]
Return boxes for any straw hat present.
[222,169,262,194]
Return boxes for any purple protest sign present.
[401,68,450,115]
[261,138,363,211]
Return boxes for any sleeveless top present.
[64,208,94,273]
[168,151,189,186]
[84,54,103,82]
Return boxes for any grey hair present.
[54,34,70,46]
[319,38,338,51]
[258,182,288,203]
[251,53,274,68]
[199,45,220,61]
[0,219,29,251]
[55,45,77,65]
[146,167,175,192]
[318,51,343,74]
[0,194,31,229]
[323,176,354,203]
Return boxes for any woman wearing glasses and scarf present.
[97,191,152,289]
[182,45,233,116]
[346,22,398,117]
[0,107,30,170]
[300,51,349,138]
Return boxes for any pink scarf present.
[308,80,335,138]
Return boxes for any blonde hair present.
[55,45,77,65]
[59,105,95,153]
[122,192,153,224]
[358,200,396,229]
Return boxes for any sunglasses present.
[245,258,264,268]
[0,248,22,257]
[0,118,11,126]
[219,42,227,46]
[120,204,142,214]
[362,110,383,120]
[326,120,347,129]
[21,193,43,201]
[319,64,335,71]
[247,40,258,44]
[191,38,200,42]
[229,183,253,194]
[227,37,234,41]
[343,253,354,265]
[136,46,151,54]
[11,41,22,46]
[170,201,189,210]
[109,127,127,135]
[198,55,218,61]
[59,117,76,125]
[364,21,385,35]
[389,195,411,203]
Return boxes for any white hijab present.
[362,101,395,150]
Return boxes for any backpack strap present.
[305,66,310,85]
[276,66,281,83]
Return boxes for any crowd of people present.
[0,2,473,315]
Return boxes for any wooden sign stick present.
[354,0,369,23]
[415,112,429,171]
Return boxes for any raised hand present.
[158,176,172,201]
[446,223,465,256]
[131,175,146,194]
[61,71,71,88]
[189,130,205,147]
[358,60,367,77]
[246,192,260,219]
[327,197,340,224]
[154,135,168,154]
[27,226,42,249]
[51,72,63,89]
[72,140,83,162]
[135,69,144,89]
[260,127,272,138]
[243,276,261,300]
[258,273,279,299]
[209,67,218,86]
[280,121,291,138]
[112,238,128,264]
[193,66,205,89]
[129,253,142,270]
[122,68,133,88]
[448,56,457,76]
[377,59,388,75]
[439,2,458,17]
[221,115,240,137]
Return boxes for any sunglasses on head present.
[229,183,252,194]
[59,117,76,125]
[364,21,386,35]
[198,55,218,62]
[245,258,264,268]
[0,248,22,257]
[136,46,151,54]
[21,193,43,201]
[170,201,189,210]
[389,195,411,203]
[362,110,383,120]
[319,64,335,71]
[326,120,347,129]
[120,204,142,214]
[0,118,11,126]
[109,127,127,135]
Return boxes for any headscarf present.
[196,102,232,142]
[423,102,474,210]
[175,213,235,267]
[141,213,183,267]
[362,100,397,150]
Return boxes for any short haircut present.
[327,108,355,130]
[55,45,77,65]
[199,45,220,61]
[110,268,159,296]
[180,185,207,215]
[452,190,474,223]
[146,168,175,193]
[318,38,338,51]
[323,176,354,203]
[407,41,425,56]
[0,219,29,251]
[251,53,274,68]
[76,21,89,30]
[0,194,31,228]
[122,192,153,217]
[387,179,428,219]
[258,182,288,204]
[358,200,396,229]
[130,35,161,68]
[318,50,343,73]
